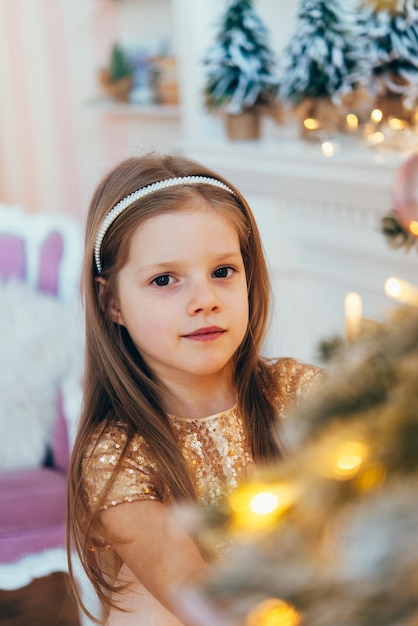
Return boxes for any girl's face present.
[110,201,249,386]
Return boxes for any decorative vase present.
[225,110,260,140]
[98,68,133,104]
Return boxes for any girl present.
[67,153,321,626]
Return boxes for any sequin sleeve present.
[271,359,324,452]
[271,357,323,419]
[82,422,161,512]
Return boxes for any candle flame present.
[344,292,363,341]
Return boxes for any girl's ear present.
[95,277,125,326]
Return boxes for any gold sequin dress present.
[82,358,321,625]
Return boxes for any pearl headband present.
[94,176,236,274]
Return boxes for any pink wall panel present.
[43,0,82,217]
[0,0,42,214]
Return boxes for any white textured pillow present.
[0,280,84,471]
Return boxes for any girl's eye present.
[152,275,174,287]
[213,266,234,279]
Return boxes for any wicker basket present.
[225,110,260,140]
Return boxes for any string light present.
[388,117,408,130]
[229,482,298,532]
[365,130,385,146]
[250,491,279,515]
[385,277,418,306]
[321,141,335,157]
[316,440,369,480]
[356,463,387,492]
[303,117,320,130]
[346,113,359,131]
[370,108,383,124]
[410,221,418,236]
[333,441,368,479]
[246,598,301,626]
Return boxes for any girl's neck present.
[161,374,236,420]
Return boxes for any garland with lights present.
[182,153,418,626]
[188,305,418,626]
[277,0,372,137]
[273,0,418,148]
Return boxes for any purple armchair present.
[0,205,97,624]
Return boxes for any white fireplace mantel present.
[182,139,418,363]
[183,137,405,205]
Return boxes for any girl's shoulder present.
[269,357,322,387]
[84,420,141,469]
[266,357,323,412]
[82,421,161,511]
[85,420,130,454]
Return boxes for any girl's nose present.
[187,280,221,315]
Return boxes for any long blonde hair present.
[67,153,284,619]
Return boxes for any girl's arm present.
[100,499,236,625]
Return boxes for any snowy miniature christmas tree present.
[203,0,279,139]
[277,0,372,135]
[366,0,418,120]
[278,0,371,104]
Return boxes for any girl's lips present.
[184,327,225,341]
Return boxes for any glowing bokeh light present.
[333,441,368,479]
[321,141,335,157]
[246,598,301,626]
[409,221,418,236]
[385,277,418,305]
[370,108,383,123]
[250,492,279,515]
[346,113,358,130]
[304,117,319,130]
[229,482,298,531]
